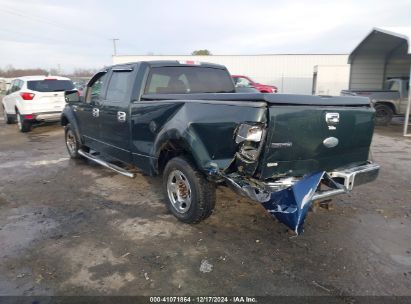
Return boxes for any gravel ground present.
[0,112,410,296]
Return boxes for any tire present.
[374,103,393,126]
[2,106,14,124]
[65,123,82,159]
[163,156,216,224]
[16,110,31,132]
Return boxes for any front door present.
[3,79,22,115]
[75,71,108,151]
[99,68,134,163]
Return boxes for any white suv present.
[2,76,74,132]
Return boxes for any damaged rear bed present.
[148,93,379,234]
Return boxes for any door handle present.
[92,108,99,117]
[117,111,126,122]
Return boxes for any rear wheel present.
[16,110,31,132]
[374,103,393,126]
[163,156,216,223]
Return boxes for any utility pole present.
[111,38,119,56]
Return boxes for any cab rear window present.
[145,66,235,94]
[27,80,74,92]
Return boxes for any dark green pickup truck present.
[62,61,379,234]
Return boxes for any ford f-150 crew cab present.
[62,61,379,234]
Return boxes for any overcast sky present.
[0,0,410,73]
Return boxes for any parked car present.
[2,76,75,132]
[341,78,409,125]
[232,75,278,93]
[235,86,260,93]
[62,61,379,234]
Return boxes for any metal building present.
[349,27,411,90]
[348,27,411,136]
[113,54,348,95]
[312,65,350,96]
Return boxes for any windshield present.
[27,80,74,92]
[145,66,235,94]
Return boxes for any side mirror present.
[65,90,81,103]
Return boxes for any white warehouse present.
[113,54,349,95]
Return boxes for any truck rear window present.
[145,66,235,94]
[27,80,74,92]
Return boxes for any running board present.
[78,149,136,178]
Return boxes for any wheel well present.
[61,115,69,126]
[375,102,396,114]
[157,140,195,174]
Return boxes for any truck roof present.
[107,60,227,70]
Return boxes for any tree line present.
[0,66,98,78]
[0,50,212,78]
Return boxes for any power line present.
[0,5,108,41]
[1,4,125,58]
[0,28,67,45]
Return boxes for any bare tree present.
[70,68,98,77]
[191,49,212,55]
[0,66,49,78]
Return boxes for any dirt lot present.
[0,113,410,297]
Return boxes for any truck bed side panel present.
[129,100,267,174]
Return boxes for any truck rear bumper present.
[224,162,380,234]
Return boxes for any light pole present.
[111,38,119,56]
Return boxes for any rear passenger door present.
[99,67,134,163]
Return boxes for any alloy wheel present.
[66,129,77,155]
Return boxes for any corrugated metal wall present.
[350,55,385,90]
[113,54,348,94]
[349,31,411,90]
[386,43,411,79]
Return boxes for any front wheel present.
[65,124,82,159]
[163,156,216,223]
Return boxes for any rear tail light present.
[24,114,34,119]
[235,123,266,162]
[20,92,35,100]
